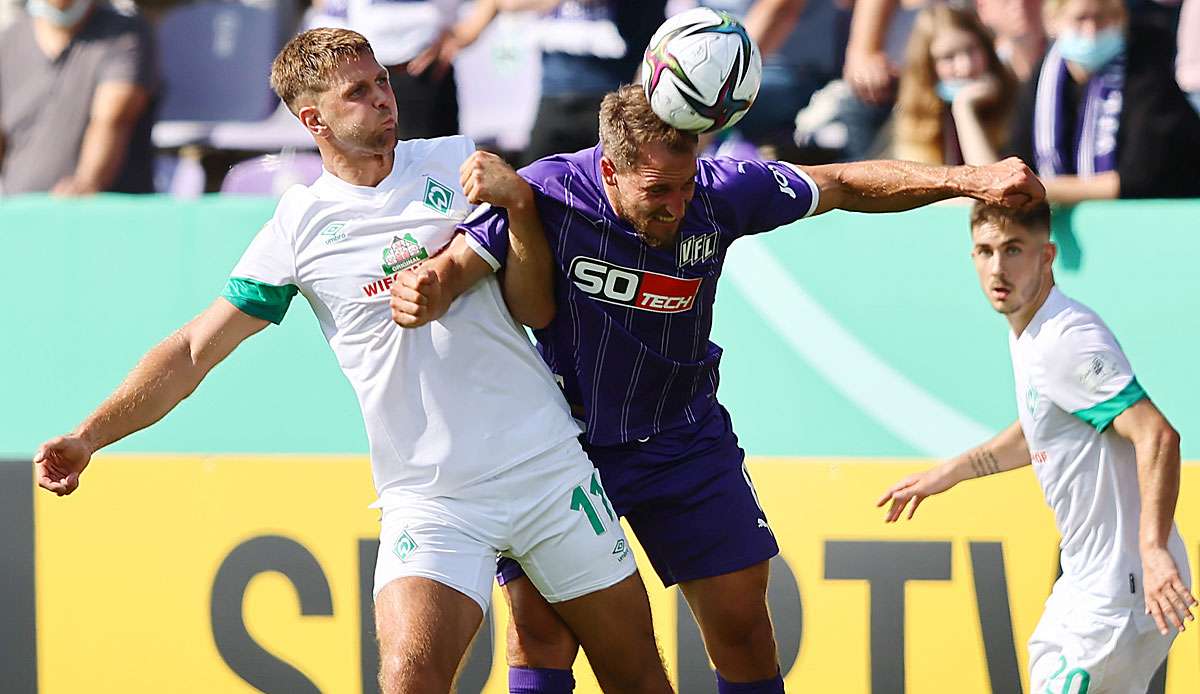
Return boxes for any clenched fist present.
[965,157,1046,210]
[390,267,446,328]
[460,151,533,210]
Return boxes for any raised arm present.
[34,299,270,495]
[742,0,806,57]
[1110,399,1197,635]
[462,151,555,328]
[799,156,1044,215]
[876,420,1032,522]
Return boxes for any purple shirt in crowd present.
[462,145,819,447]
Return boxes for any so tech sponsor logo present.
[569,256,701,314]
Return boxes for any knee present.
[507,616,579,668]
[706,605,777,653]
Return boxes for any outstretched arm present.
[1111,399,1197,635]
[34,299,270,495]
[799,156,1044,215]
[876,420,1031,522]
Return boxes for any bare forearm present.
[1135,428,1182,551]
[743,0,804,56]
[74,330,208,451]
[72,119,136,192]
[951,102,999,166]
[946,420,1032,483]
[810,160,979,212]
[846,0,896,56]
[1043,171,1119,205]
[502,189,555,328]
[452,0,499,47]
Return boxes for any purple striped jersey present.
[461,145,819,446]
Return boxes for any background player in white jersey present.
[32,28,673,694]
[878,202,1195,693]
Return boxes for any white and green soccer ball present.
[641,7,763,134]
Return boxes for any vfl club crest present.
[382,233,429,274]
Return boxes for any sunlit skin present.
[971,220,1058,335]
[930,26,988,82]
[295,52,399,186]
[599,142,699,248]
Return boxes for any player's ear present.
[599,156,619,186]
[297,102,326,137]
[1043,240,1057,266]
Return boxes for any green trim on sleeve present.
[1072,377,1147,432]
[221,277,298,324]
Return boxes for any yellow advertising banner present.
[32,457,1200,693]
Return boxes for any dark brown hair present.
[970,201,1051,235]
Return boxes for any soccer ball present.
[641,8,763,134]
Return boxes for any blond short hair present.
[270,28,374,113]
[1043,0,1125,19]
[598,84,699,171]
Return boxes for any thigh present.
[511,463,636,603]
[375,576,484,694]
[375,499,497,614]
[499,573,580,669]
[1028,604,1125,694]
[678,560,771,633]
[550,571,672,693]
[621,452,779,588]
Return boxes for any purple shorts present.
[497,403,778,588]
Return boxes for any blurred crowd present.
[1,0,1198,202]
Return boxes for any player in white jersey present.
[877,202,1195,693]
[32,28,673,694]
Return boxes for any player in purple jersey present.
[394,84,1043,694]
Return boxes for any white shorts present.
[372,438,636,612]
[1029,590,1175,694]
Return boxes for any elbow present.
[1160,424,1181,452]
[1137,421,1181,460]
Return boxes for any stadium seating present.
[219,150,325,195]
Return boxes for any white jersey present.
[1010,287,1189,613]
[223,136,582,498]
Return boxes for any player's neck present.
[1007,276,1056,336]
[319,146,395,188]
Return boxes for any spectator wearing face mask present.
[1007,0,1200,202]
[892,4,1018,165]
[0,0,157,195]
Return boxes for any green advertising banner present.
[2,196,1196,459]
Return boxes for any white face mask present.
[27,0,93,27]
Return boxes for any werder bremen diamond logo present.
[423,177,454,215]
[382,233,429,274]
[394,530,419,563]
